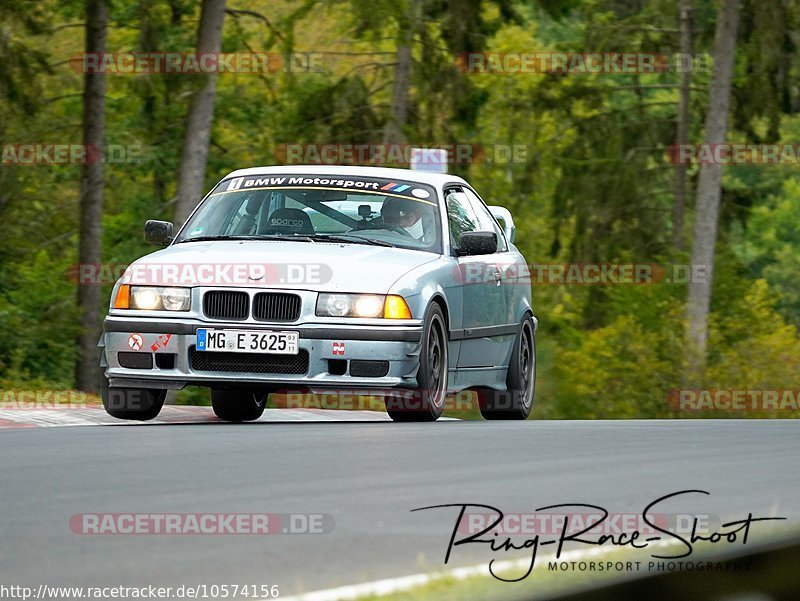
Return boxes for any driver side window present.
[445,187,479,250]
[462,187,508,252]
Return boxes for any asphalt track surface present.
[0,409,798,597]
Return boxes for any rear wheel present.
[385,303,448,422]
[477,316,535,420]
[211,387,273,422]
[101,377,166,421]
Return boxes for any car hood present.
[124,240,439,293]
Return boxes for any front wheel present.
[211,388,272,422]
[385,303,448,422]
[101,377,166,421]
[477,316,536,420]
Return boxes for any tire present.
[101,377,166,421]
[478,316,536,420]
[211,387,272,422]
[385,303,448,422]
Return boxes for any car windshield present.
[176,174,442,253]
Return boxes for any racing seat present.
[262,208,315,235]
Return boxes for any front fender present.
[387,257,462,331]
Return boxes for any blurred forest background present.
[1,0,798,418]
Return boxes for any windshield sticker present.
[380,182,411,192]
[213,175,437,204]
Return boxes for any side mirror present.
[457,231,498,256]
[488,206,516,244]
[144,220,174,246]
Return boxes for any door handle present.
[494,269,503,286]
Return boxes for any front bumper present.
[101,316,423,390]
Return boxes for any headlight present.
[324,294,352,317]
[125,286,191,311]
[354,295,385,317]
[161,288,191,311]
[132,287,161,310]
[316,293,411,319]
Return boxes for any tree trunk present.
[383,0,420,146]
[173,0,226,226]
[74,0,108,392]
[138,0,168,206]
[685,0,741,381]
[672,0,693,251]
[383,44,412,146]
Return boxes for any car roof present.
[224,165,468,188]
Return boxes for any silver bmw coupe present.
[100,166,536,422]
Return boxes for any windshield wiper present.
[177,235,256,243]
[309,234,395,247]
[177,234,315,244]
[177,232,394,247]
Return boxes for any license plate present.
[196,329,299,354]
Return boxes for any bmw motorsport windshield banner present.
[212,174,437,203]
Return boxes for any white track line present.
[0,407,457,428]
[275,542,674,601]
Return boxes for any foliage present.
[1,0,799,418]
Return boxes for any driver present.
[381,198,425,239]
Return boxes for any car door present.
[444,186,508,368]
[461,186,521,331]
